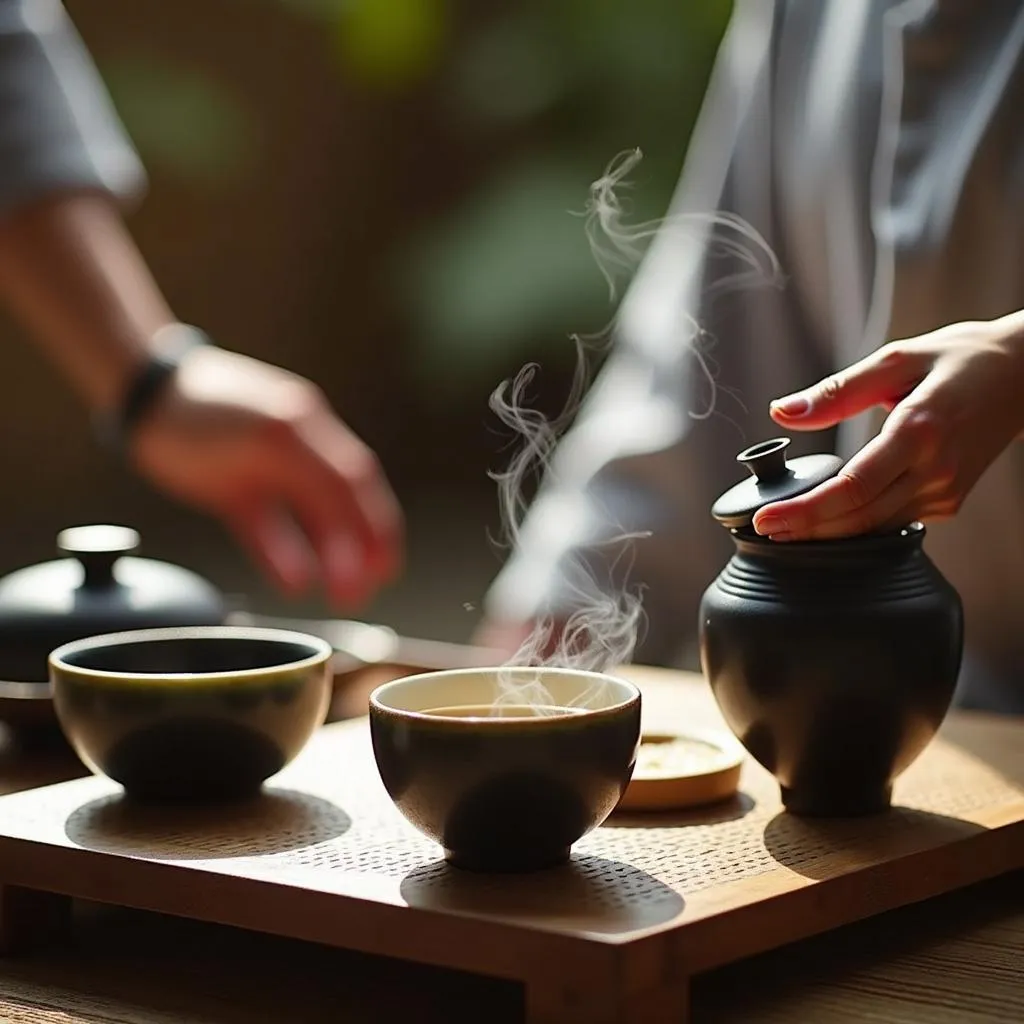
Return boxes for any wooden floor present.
[693,871,1024,1024]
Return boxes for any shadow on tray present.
[400,853,684,935]
[63,787,351,860]
[762,806,987,880]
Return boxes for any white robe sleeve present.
[0,0,145,221]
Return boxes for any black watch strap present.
[93,325,210,453]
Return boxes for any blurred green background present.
[0,0,730,642]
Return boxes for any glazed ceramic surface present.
[0,525,226,685]
[699,439,964,817]
[49,626,332,802]
[369,667,641,872]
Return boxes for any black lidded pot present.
[698,438,963,817]
[0,525,226,738]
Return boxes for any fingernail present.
[753,514,789,536]
[769,532,795,543]
[771,394,810,417]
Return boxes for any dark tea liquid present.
[422,704,586,718]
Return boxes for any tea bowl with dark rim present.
[49,626,333,803]
[369,666,642,873]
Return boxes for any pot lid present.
[0,524,226,683]
[710,437,843,529]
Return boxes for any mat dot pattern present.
[57,723,1022,905]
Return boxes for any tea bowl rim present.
[369,665,641,724]
[48,625,333,686]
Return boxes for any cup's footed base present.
[443,847,571,873]
[780,784,893,818]
[119,780,267,806]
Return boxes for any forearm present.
[0,1,154,412]
[0,192,172,413]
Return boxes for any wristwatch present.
[93,323,210,453]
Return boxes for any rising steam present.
[487,148,779,712]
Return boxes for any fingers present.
[227,502,318,597]
[231,477,394,610]
[751,422,923,539]
[276,417,404,608]
[755,471,923,541]
[225,411,403,608]
[769,343,929,431]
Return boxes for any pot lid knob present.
[737,436,792,482]
[57,524,140,589]
[710,437,843,529]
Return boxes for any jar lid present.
[710,437,843,529]
[0,524,226,684]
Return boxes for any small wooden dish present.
[617,728,745,811]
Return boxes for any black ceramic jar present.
[698,438,963,817]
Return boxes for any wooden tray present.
[0,668,1021,1024]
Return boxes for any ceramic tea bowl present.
[49,626,333,802]
[369,667,641,872]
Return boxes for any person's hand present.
[129,344,403,607]
[752,316,1024,541]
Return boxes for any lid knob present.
[57,525,140,589]
[710,437,844,530]
[736,438,792,483]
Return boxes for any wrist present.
[92,323,211,454]
[87,320,186,413]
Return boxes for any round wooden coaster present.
[617,729,746,812]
